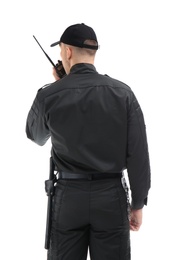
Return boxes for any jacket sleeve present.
[127,92,151,209]
[26,91,50,146]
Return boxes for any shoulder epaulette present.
[38,83,52,92]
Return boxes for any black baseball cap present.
[50,23,99,50]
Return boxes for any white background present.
[0,0,173,259]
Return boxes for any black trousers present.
[48,177,130,260]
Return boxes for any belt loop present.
[87,174,92,180]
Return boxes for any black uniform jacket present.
[26,63,151,209]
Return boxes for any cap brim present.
[50,41,60,47]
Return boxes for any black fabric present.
[26,63,151,209]
[47,178,130,260]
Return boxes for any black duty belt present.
[58,172,122,180]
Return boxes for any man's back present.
[28,63,137,174]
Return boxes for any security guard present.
[26,23,151,260]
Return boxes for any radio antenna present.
[33,35,57,70]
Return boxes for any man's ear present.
[66,46,72,60]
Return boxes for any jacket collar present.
[70,63,97,74]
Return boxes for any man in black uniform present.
[26,23,151,260]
